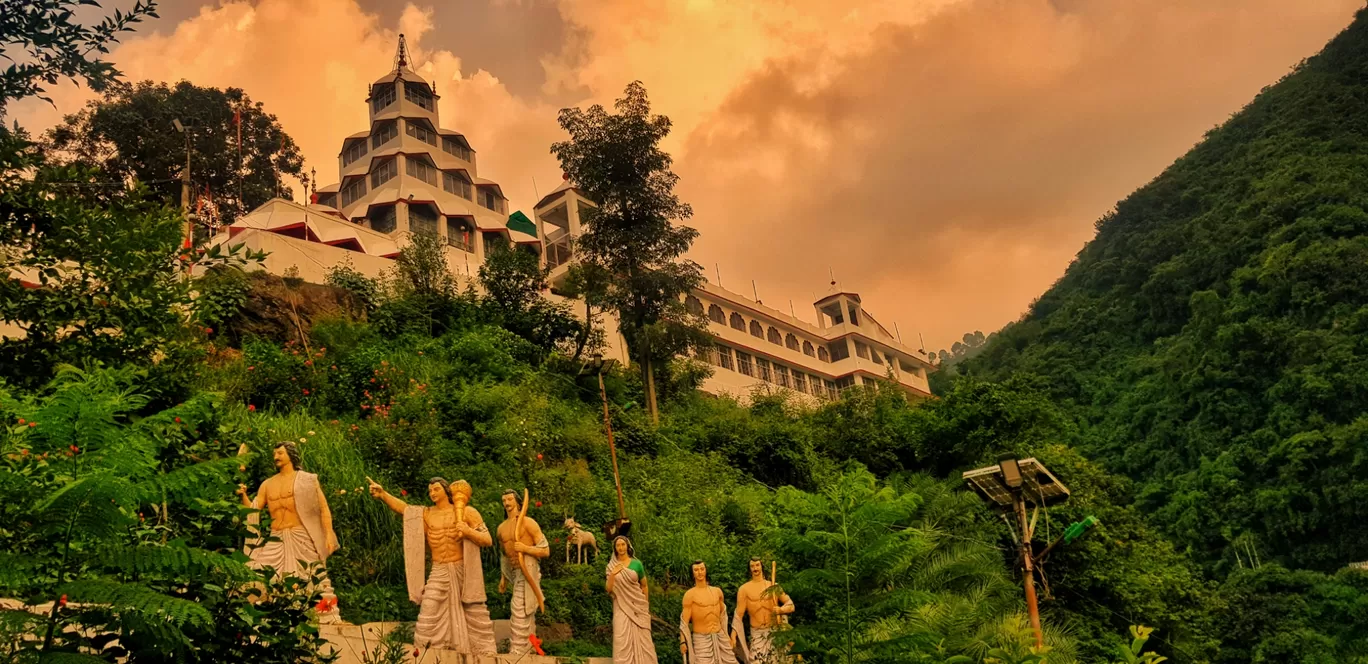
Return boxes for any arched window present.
[686,295,704,316]
[785,333,800,351]
[749,321,763,338]
[803,341,815,357]
[817,347,830,362]
[708,304,726,324]
[730,313,745,331]
[767,327,782,345]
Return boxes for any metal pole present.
[181,132,192,248]
[598,369,627,520]
[1015,492,1044,649]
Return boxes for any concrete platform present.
[319,620,612,664]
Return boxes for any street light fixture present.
[998,454,1023,489]
[963,456,1070,650]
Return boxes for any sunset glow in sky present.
[12,0,1363,349]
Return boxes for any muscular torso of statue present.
[425,505,471,564]
[262,473,302,532]
[739,580,779,628]
[684,586,725,634]
[496,516,539,557]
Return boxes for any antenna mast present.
[395,33,410,70]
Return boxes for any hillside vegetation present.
[963,4,1368,576]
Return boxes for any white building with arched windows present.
[207,37,937,403]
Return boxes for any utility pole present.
[962,456,1075,652]
[1012,487,1043,648]
[174,119,191,249]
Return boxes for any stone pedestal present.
[320,621,611,664]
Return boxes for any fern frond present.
[57,579,212,628]
[138,456,241,503]
[0,551,46,591]
[35,652,111,664]
[97,543,256,583]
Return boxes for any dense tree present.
[551,81,706,423]
[45,80,305,226]
[0,134,263,392]
[959,7,1368,573]
[478,244,580,352]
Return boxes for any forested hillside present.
[962,7,1368,573]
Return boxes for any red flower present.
[17,418,25,425]
[58,594,67,607]
[302,389,310,395]
[535,501,542,507]
[536,453,543,461]
[69,445,78,454]
[204,327,213,334]
[529,634,545,656]
[20,449,28,456]
[28,422,36,428]
[248,404,256,412]
[400,489,408,496]
[315,597,337,612]
[247,366,255,371]
[304,360,313,366]
[413,648,420,658]
[174,417,181,423]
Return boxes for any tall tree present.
[44,80,305,227]
[0,0,158,116]
[551,81,704,422]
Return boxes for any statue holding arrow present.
[497,488,550,656]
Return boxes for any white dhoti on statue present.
[414,562,497,653]
[752,628,793,664]
[684,632,740,664]
[403,506,496,655]
[244,471,339,622]
[501,536,547,656]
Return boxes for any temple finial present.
[395,33,410,70]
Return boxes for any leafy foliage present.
[478,244,580,352]
[953,7,1368,661]
[0,130,265,393]
[44,79,306,225]
[765,468,1063,663]
[0,366,333,663]
[552,81,707,419]
[0,0,158,114]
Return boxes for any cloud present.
[9,0,1362,348]
[665,0,1362,347]
[9,0,563,211]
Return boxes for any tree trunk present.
[641,331,658,424]
[573,300,593,361]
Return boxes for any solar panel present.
[962,458,1070,508]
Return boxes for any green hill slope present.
[963,7,1368,571]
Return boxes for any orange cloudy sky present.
[11,0,1363,350]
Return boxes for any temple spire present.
[394,33,410,71]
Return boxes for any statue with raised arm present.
[236,441,341,623]
[496,488,549,656]
[367,476,496,655]
[605,536,657,664]
[680,560,739,664]
[732,559,795,664]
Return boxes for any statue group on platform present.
[236,441,798,662]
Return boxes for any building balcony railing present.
[546,235,573,271]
